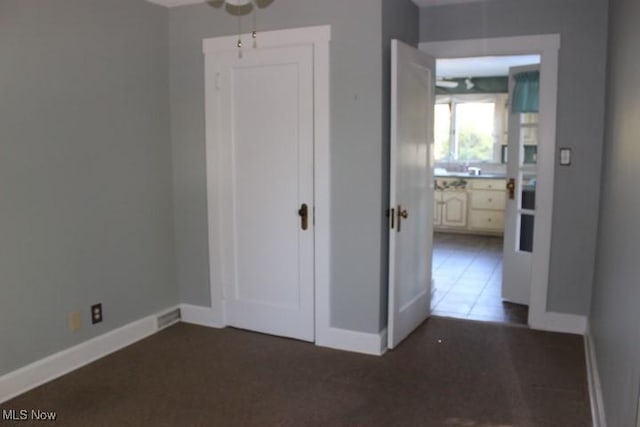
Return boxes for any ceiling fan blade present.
[206,0,225,8]
[255,0,275,8]
[436,80,459,88]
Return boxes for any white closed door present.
[502,64,540,305]
[388,40,435,349]
[212,44,314,341]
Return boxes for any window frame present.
[434,93,508,164]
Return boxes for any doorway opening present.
[429,54,541,326]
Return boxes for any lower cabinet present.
[468,210,505,232]
[434,190,467,230]
[434,178,507,236]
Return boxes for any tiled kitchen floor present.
[431,233,528,326]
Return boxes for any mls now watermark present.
[2,409,57,421]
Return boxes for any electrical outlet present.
[91,303,103,324]
[69,311,81,332]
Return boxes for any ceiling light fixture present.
[207,0,275,57]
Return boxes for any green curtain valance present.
[436,76,508,95]
[511,71,540,113]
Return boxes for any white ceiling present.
[436,55,541,78]
[151,0,496,8]
[150,0,496,9]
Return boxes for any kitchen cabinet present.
[468,179,506,233]
[434,190,467,229]
[433,178,506,235]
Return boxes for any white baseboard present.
[0,307,177,404]
[530,311,587,335]
[316,326,387,356]
[584,328,607,427]
[179,304,387,356]
[179,304,224,328]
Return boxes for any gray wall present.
[380,0,420,329]
[169,0,386,333]
[590,0,640,424]
[0,0,176,375]
[420,0,609,315]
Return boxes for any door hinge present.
[215,72,221,91]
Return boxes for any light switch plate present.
[559,148,571,165]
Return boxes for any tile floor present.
[431,232,529,326]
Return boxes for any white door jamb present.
[419,34,586,335]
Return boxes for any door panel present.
[388,40,435,349]
[216,45,314,341]
[502,64,540,305]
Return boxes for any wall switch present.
[559,148,572,165]
[69,311,81,332]
[91,303,103,324]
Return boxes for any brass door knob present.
[506,178,516,200]
[399,209,408,219]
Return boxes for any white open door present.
[388,40,435,349]
[502,64,540,305]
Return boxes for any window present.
[434,94,508,163]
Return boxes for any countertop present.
[434,172,506,179]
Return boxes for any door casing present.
[203,26,332,342]
[420,34,586,335]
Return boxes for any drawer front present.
[470,191,506,210]
[469,179,505,190]
[468,210,505,231]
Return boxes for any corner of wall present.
[584,323,608,427]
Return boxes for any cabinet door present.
[469,190,506,210]
[469,179,505,190]
[469,210,505,231]
[441,192,467,227]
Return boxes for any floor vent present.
[157,308,181,330]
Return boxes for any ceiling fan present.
[436,79,459,88]
[206,0,275,55]
[206,0,274,16]
[436,78,476,89]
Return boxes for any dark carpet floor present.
[1,318,592,426]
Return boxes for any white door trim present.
[203,26,331,54]
[419,34,585,335]
[202,25,332,342]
